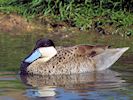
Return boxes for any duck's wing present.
[63,45,129,71]
[70,44,110,57]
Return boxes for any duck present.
[20,38,129,75]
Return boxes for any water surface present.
[0,70,133,100]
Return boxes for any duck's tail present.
[93,47,129,71]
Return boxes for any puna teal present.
[20,38,129,75]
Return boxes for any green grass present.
[0,0,14,5]
[0,0,133,35]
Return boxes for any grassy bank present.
[0,0,133,36]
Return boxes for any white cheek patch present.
[38,47,57,62]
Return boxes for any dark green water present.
[0,33,133,100]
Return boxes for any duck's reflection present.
[20,70,126,98]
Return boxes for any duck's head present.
[33,38,55,51]
[24,38,56,63]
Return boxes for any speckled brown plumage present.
[26,44,109,75]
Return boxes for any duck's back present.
[26,45,109,75]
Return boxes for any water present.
[0,70,133,100]
[0,33,133,100]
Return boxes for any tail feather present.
[93,47,129,71]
